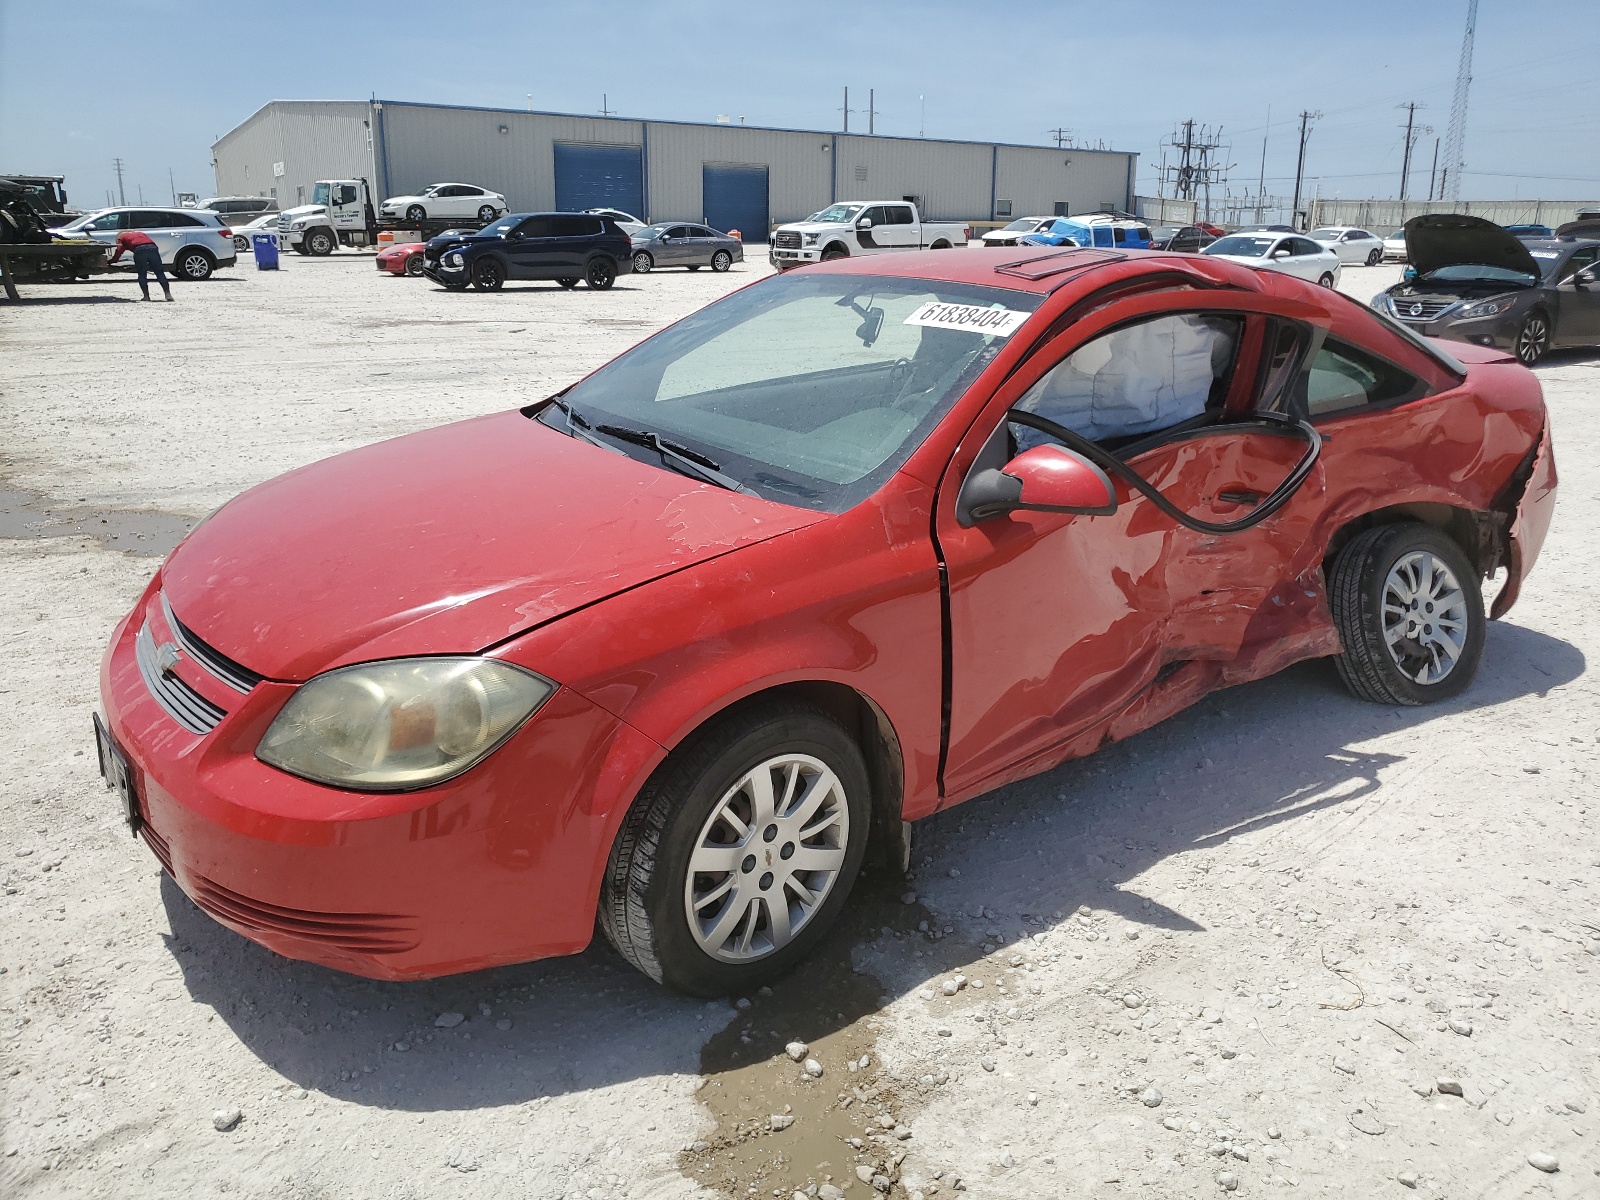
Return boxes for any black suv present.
[423,212,633,291]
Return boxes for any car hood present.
[159,410,823,681]
[1403,214,1540,278]
[425,232,497,252]
[279,204,325,221]
[776,221,849,235]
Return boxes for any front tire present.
[821,246,849,261]
[710,249,732,272]
[1515,311,1550,365]
[598,700,871,995]
[306,229,335,256]
[585,257,616,289]
[405,254,423,277]
[174,249,213,280]
[632,251,653,274]
[1329,523,1485,705]
[405,204,426,224]
[471,257,505,291]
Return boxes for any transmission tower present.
[1440,0,1478,202]
[1156,121,1232,223]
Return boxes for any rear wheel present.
[586,257,616,289]
[405,254,423,277]
[233,234,249,253]
[632,251,654,274]
[1318,272,1336,288]
[174,248,213,281]
[1365,248,1383,266]
[405,204,426,224]
[929,240,951,250]
[306,228,335,256]
[477,204,498,223]
[1515,311,1550,365]
[471,257,505,291]
[710,250,732,272]
[598,700,871,995]
[1329,523,1485,705]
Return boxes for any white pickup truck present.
[770,201,968,269]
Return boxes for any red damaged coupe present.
[374,240,425,276]
[96,247,1556,995]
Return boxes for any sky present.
[3,0,1597,213]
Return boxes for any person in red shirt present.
[108,229,172,301]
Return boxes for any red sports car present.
[375,241,425,276]
[96,247,1556,995]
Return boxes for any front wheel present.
[471,257,505,291]
[405,204,426,224]
[710,250,732,272]
[306,229,335,256]
[1366,248,1383,266]
[1515,311,1550,365]
[174,249,213,280]
[1318,272,1336,288]
[632,251,653,274]
[821,247,848,261]
[586,257,616,289]
[405,254,423,277]
[598,700,871,995]
[1329,523,1485,705]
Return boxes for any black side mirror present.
[1573,266,1598,289]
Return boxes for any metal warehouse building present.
[212,100,1138,237]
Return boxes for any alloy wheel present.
[711,250,732,272]
[1516,314,1549,365]
[478,206,498,223]
[633,251,653,274]
[1381,550,1469,685]
[683,753,850,963]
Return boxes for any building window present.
[996,199,1013,217]
[854,165,868,182]
[1054,202,1070,216]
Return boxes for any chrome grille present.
[161,595,261,693]
[1394,297,1455,321]
[135,622,225,735]
[774,231,802,250]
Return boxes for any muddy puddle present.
[0,488,196,558]
[683,868,968,1199]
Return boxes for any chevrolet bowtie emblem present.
[155,642,183,678]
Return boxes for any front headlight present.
[291,220,310,230]
[1457,296,1516,320]
[257,657,554,791]
[1370,293,1393,312]
[445,251,464,267]
[803,233,819,245]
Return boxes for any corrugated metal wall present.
[995,147,1133,221]
[1308,197,1600,235]
[214,102,1139,235]
[212,102,373,209]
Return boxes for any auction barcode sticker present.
[903,302,1030,337]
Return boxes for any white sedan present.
[1309,225,1386,266]
[1201,232,1342,286]
[1382,229,1408,261]
[982,216,1054,247]
[379,183,507,225]
[231,212,283,253]
[586,208,646,235]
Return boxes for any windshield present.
[1002,218,1039,231]
[540,274,1043,513]
[808,204,864,224]
[1418,263,1539,286]
[311,182,331,207]
[475,214,521,237]
[53,212,97,232]
[1205,235,1275,258]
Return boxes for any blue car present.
[1504,223,1553,239]
[1019,216,1153,250]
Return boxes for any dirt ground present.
[1,249,1596,1200]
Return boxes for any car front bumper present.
[1385,308,1521,352]
[770,246,821,266]
[98,578,662,980]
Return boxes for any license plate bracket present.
[92,713,142,837]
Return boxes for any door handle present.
[1218,489,1262,506]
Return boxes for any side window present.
[515,217,556,239]
[1297,338,1428,417]
[1012,313,1243,446]
[693,226,717,238]
[666,225,691,239]
[1112,227,1127,244]
[335,185,359,206]
[130,211,170,229]
[1564,247,1599,278]
[168,212,205,227]
[85,211,128,231]
[860,206,888,227]
[888,205,915,226]
[457,186,482,197]
[1296,238,1323,256]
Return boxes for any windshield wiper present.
[593,424,758,496]
[546,397,617,454]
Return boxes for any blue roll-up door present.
[703,163,769,241]
[553,143,644,216]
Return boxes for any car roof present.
[1523,236,1600,251]
[806,245,1275,294]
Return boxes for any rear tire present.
[1328,523,1485,706]
[1318,272,1336,287]
[405,254,423,277]
[930,240,951,250]
[598,700,872,995]
[233,235,249,253]
[710,250,732,272]
[477,205,498,223]
[586,257,616,289]
[471,257,505,291]
[632,251,653,274]
[174,249,213,281]
[1365,248,1383,266]
[1515,311,1550,365]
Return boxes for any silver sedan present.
[629,223,743,274]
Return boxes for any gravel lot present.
[2,251,1597,1200]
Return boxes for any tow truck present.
[278,179,492,255]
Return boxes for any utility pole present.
[112,157,127,206]
[1397,103,1431,203]
[1290,110,1320,231]
[599,94,616,117]
[1441,0,1478,202]
[841,87,854,133]
[1048,128,1073,149]
[919,95,925,138]
[527,94,533,112]
[169,168,176,205]
[1427,137,1441,201]
[1256,105,1270,224]
[867,89,880,135]
[1158,121,1232,222]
